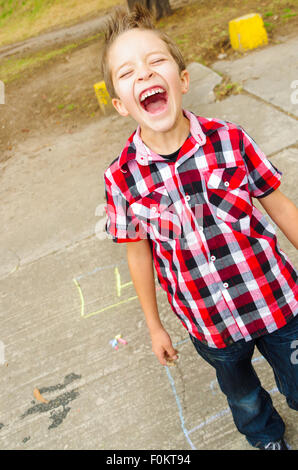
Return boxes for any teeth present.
[140,88,164,102]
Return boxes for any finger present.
[158,354,167,366]
[154,348,167,366]
[165,348,179,361]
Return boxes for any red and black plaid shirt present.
[103,110,298,348]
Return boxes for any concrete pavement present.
[0,35,298,450]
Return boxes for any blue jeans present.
[189,315,298,448]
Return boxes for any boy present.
[102,5,298,450]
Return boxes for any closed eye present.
[151,58,165,64]
[119,70,133,79]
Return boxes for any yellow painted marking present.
[229,13,268,51]
[93,81,111,113]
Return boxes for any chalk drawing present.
[165,338,280,450]
[72,264,291,448]
[73,262,162,319]
[114,266,133,297]
[75,260,126,281]
[73,264,138,319]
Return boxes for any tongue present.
[144,92,167,114]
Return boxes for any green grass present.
[0,31,103,84]
[0,0,122,46]
[214,79,243,100]
[282,12,297,18]
[0,43,75,83]
[264,21,275,32]
[0,0,54,27]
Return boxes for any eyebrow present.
[115,61,133,76]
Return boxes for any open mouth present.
[139,86,168,114]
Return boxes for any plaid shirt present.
[103,110,298,348]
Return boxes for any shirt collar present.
[118,110,224,169]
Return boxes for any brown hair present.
[101,4,186,98]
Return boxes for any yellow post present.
[93,81,112,113]
[229,13,268,51]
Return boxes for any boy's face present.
[108,29,189,135]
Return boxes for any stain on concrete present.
[20,373,81,430]
[39,372,81,393]
[0,423,4,431]
[49,405,71,430]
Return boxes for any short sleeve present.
[241,127,282,199]
[104,173,146,243]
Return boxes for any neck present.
[140,112,190,155]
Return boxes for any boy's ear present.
[180,69,190,95]
[111,97,129,117]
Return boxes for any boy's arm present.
[126,239,178,365]
[258,188,298,249]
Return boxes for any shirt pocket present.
[130,186,182,241]
[204,166,253,225]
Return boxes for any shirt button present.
[210,255,216,262]
[185,195,191,201]
[224,181,229,187]
[223,282,229,288]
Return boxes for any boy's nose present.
[137,67,154,81]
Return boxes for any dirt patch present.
[162,0,298,66]
[1,0,298,163]
[0,38,105,162]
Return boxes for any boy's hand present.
[150,327,179,366]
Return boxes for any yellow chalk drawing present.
[74,264,162,319]
[115,266,133,297]
[73,266,137,319]
[73,278,85,317]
